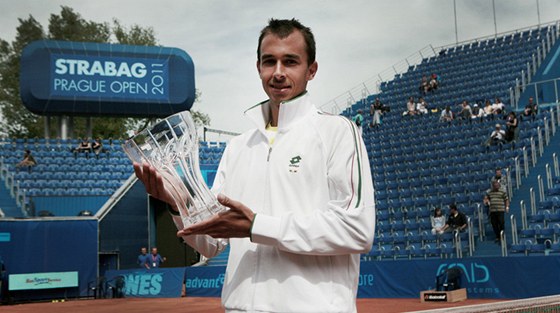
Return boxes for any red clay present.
[0,297,505,313]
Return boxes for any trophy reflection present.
[123,111,227,230]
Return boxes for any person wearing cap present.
[471,102,484,121]
[491,167,509,196]
[485,123,506,151]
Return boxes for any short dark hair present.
[450,203,457,211]
[257,18,316,65]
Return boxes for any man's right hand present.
[133,162,180,213]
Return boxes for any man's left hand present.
[177,194,255,239]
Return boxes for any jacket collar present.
[244,91,315,134]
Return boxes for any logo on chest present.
[289,155,302,173]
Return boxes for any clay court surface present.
[0,297,504,313]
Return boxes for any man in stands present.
[485,123,506,151]
[148,247,166,269]
[490,167,509,196]
[134,18,374,313]
[522,97,538,121]
[484,181,509,243]
[441,204,467,233]
[137,247,149,269]
[440,105,454,122]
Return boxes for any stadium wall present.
[0,218,97,301]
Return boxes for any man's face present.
[151,248,157,255]
[495,169,502,178]
[257,31,317,107]
[141,248,147,255]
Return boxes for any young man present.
[484,181,509,243]
[442,204,467,233]
[134,19,375,313]
[137,247,149,269]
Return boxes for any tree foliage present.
[0,6,210,139]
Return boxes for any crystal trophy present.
[122,111,227,230]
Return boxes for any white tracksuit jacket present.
[172,92,375,313]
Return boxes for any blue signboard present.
[105,268,185,298]
[20,40,195,117]
[9,271,78,291]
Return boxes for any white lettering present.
[54,59,147,78]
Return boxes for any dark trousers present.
[490,211,505,240]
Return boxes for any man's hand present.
[133,162,180,213]
[177,194,255,239]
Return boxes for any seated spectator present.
[403,97,417,116]
[491,97,505,116]
[458,100,472,123]
[16,149,37,173]
[352,110,364,135]
[485,124,506,151]
[74,138,93,158]
[92,138,104,159]
[431,207,446,235]
[428,73,439,91]
[419,75,429,95]
[370,98,386,127]
[522,97,537,121]
[471,103,484,121]
[441,204,467,233]
[483,100,493,119]
[416,97,429,114]
[505,112,519,146]
[439,105,454,122]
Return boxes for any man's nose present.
[273,62,285,79]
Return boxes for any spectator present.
[92,138,104,159]
[352,109,364,135]
[458,100,472,123]
[441,204,468,233]
[491,97,505,116]
[137,247,150,269]
[485,124,506,151]
[431,207,446,235]
[416,97,428,114]
[403,96,417,116]
[483,181,509,243]
[483,100,493,119]
[505,111,519,147]
[74,138,93,158]
[440,105,454,122]
[370,98,384,127]
[16,149,37,173]
[490,167,509,196]
[471,103,484,122]
[428,73,439,91]
[419,75,429,95]
[522,97,537,121]
[148,247,166,269]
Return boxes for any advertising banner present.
[9,271,78,291]
[105,268,185,298]
[20,40,195,117]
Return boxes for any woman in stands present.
[431,207,446,235]
[16,149,37,172]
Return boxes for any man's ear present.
[307,61,318,81]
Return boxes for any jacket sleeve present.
[250,117,376,255]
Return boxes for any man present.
[441,204,467,233]
[370,97,384,127]
[484,181,509,243]
[137,247,149,269]
[485,123,506,151]
[491,167,509,196]
[134,18,375,313]
[440,105,454,122]
[148,247,166,269]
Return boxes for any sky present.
[1,0,559,140]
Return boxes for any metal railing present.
[511,215,518,246]
[468,217,474,256]
[538,127,544,157]
[544,117,551,145]
[511,77,560,109]
[520,200,528,229]
[530,187,537,215]
[477,203,486,241]
[454,231,463,259]
[514,156,522,189]
[554,153,559,177]
[530,138,537,168]
[500,230,508,256]
[538,174,545,202]
[546,163,553,190]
